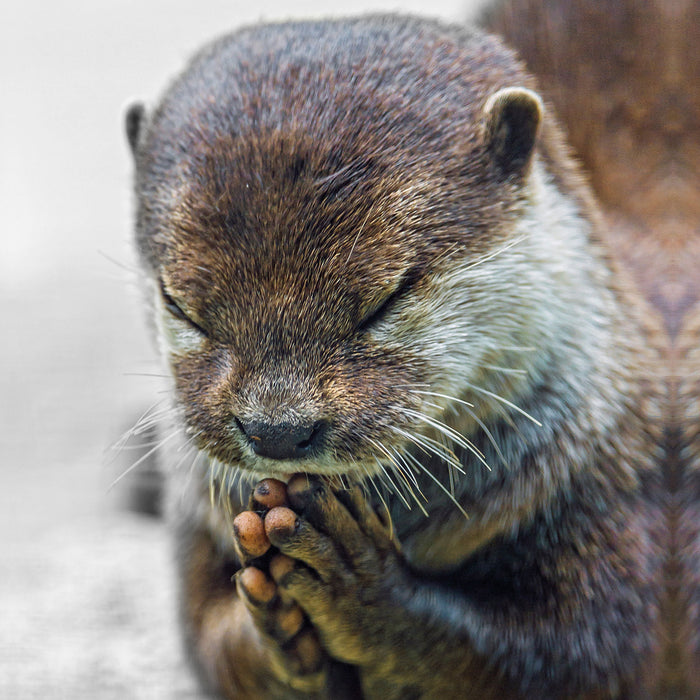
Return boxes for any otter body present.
[128,13,670,699]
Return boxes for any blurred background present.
[1,0,483,697]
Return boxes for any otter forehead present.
[145,15,529,161]
[137,17,533,259]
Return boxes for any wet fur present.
[128,11,674,699]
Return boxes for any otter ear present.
[125,101,147,155]
[482,87,543,180]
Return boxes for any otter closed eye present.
[159,281,197,327]
[155,280,207,354]
[356,272,416,332]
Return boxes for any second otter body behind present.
[127,15,665,698]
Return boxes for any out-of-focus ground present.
[0,1,480,697]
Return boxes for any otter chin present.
[126,12,669,699]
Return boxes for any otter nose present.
[236,418,327,460]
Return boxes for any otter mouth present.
[240,457,363,481]
[207,447,379,490]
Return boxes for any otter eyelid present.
[358,273,414,331]
[159,279,207,335]
[159,280,187,319]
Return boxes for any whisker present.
[371,437,421,489]
[372,456,412,509]
[108,438,167,451]
[391,426,465,476]
[389,444,424,493]
[365,462,394,507]
[130,405,179,430]
[480,365,527,376]
[109,428,181,490]
[462,234,527,271]
[420,400,445,412]
[430,240,462,268]
[98,249,141,274]
[412,389,473,409]
[403,407,480,456]
[366,474,395,540]
[239,468,247,509]
[180,444,204,497]
[387,445,429,516]
[462,383,542,426]
[373,451,418,510]
[435,430,456,497]
[209,462,217,510]
[401,449,469,519]
[122,372,171,379]
[411,389,508,466]
[345,208,373,264]
[402,408,487,470]
[106,400,169,456]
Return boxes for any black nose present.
[236,418,327,460]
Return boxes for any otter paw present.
[236,564,327,690]
[263,474,406,666]
[232,510,271,561]
[251,477,289,510]
[232,478,288,563]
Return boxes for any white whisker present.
[368,438,418,508]
[411,389,508,466]
[106,400,168,456]
[462,383,542,426]
[372,456,412,510]
[180,445,203,496]
[391,425,464,475]
[401,449,469,519]
[109,428,181,490]
[402,408,488,470]
[480,365,527,376]
[462,234,527,271]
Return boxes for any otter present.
[126,11,672,699]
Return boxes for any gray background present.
[1,1,483,697]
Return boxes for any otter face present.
[129,19,552,485]
[145,138,446,480]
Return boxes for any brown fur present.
[126,10,679,699]
[484,0,700,695]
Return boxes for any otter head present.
[127,18,549,487]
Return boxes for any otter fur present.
[126,11,674,699]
